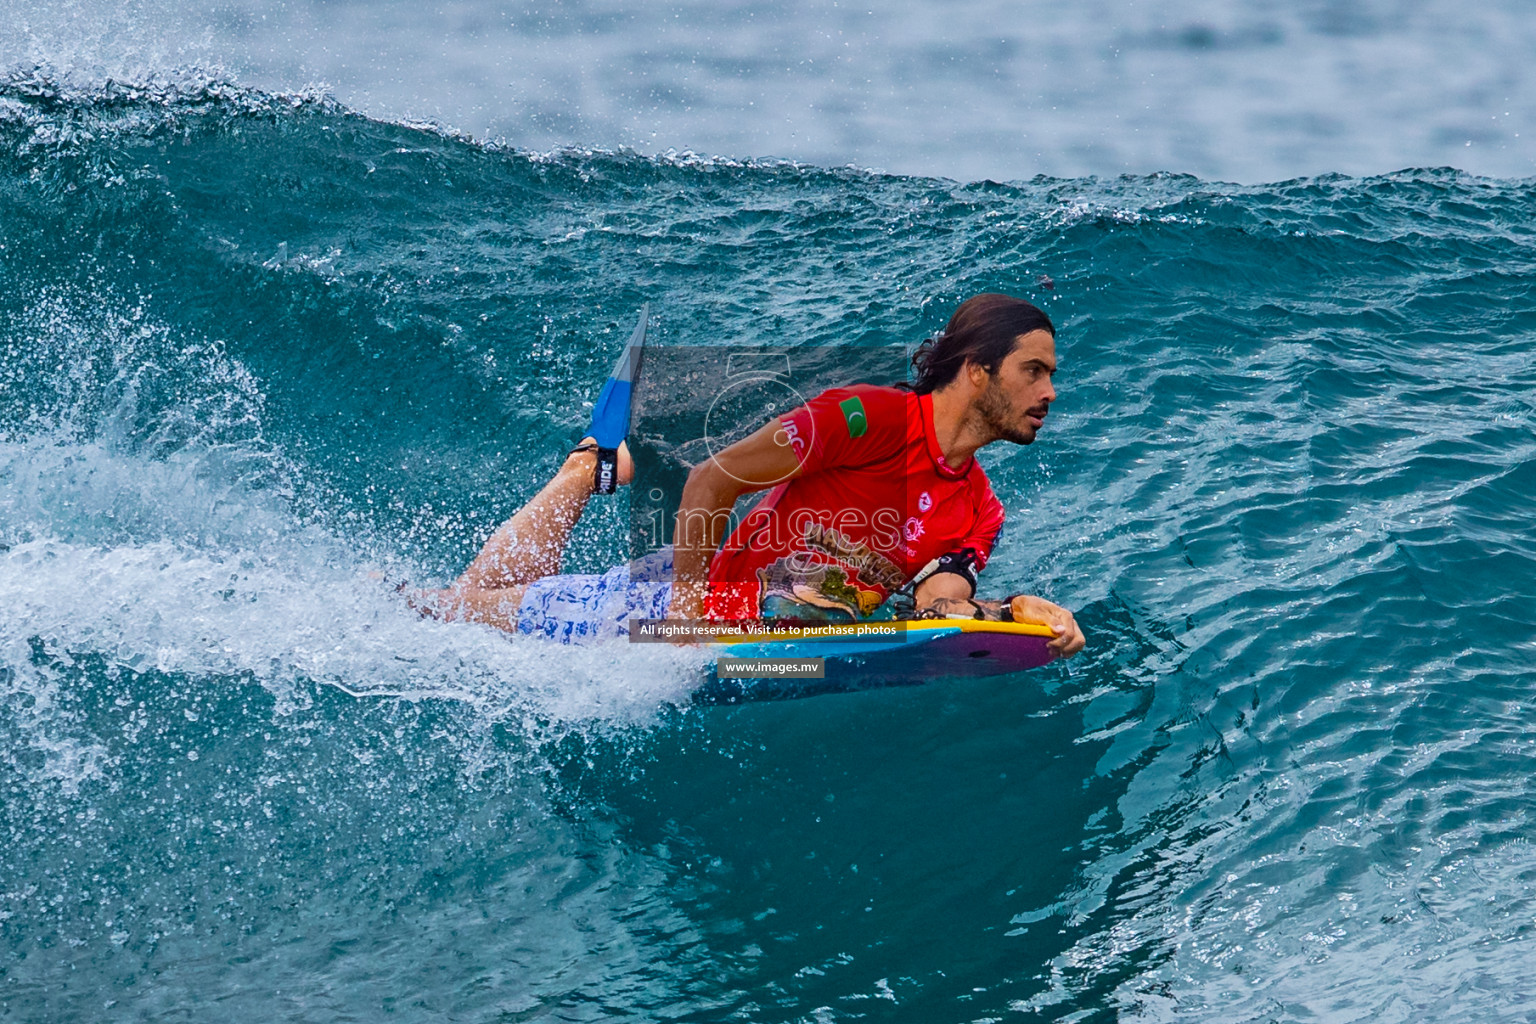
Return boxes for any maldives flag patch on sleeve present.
[839,396,868,438]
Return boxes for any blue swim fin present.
[588,303,648,493]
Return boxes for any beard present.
[976,375,1036,445]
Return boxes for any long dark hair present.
[906,294,1055,394]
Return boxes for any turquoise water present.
[3,76,1536,1021]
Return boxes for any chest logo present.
[904,516,925,542]
[839,396,868,439]
[917,491,932,513]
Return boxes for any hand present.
[1007,594,1085,659]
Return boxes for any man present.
[409,293,1084,660]
[668,293,1084,658]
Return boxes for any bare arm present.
[913,571,974,609]
[668,417,805,619]
[914,573,1086,659]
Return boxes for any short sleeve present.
[778,385,908,477]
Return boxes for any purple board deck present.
[697,621,1057,703]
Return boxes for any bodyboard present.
[696,620,1057,703]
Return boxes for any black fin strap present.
[594,446,619,494]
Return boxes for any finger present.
[1047,621,1070,653]
[1047,617,1083,657]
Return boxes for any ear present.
[965,359,990,389]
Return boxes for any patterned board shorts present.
[515,547,675,644]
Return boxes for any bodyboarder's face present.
[974,329,1057,445]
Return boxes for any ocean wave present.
[4,69,1536,1022]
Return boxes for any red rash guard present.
[703,385,1006,621]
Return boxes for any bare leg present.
[407,583,530,632]
[458,446,608,591]
[404,440,632,630]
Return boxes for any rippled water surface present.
[2,76,1535,1021]
[4,0,1536,181]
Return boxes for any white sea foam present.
[0,292,707,730]
[0,528,704,721]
